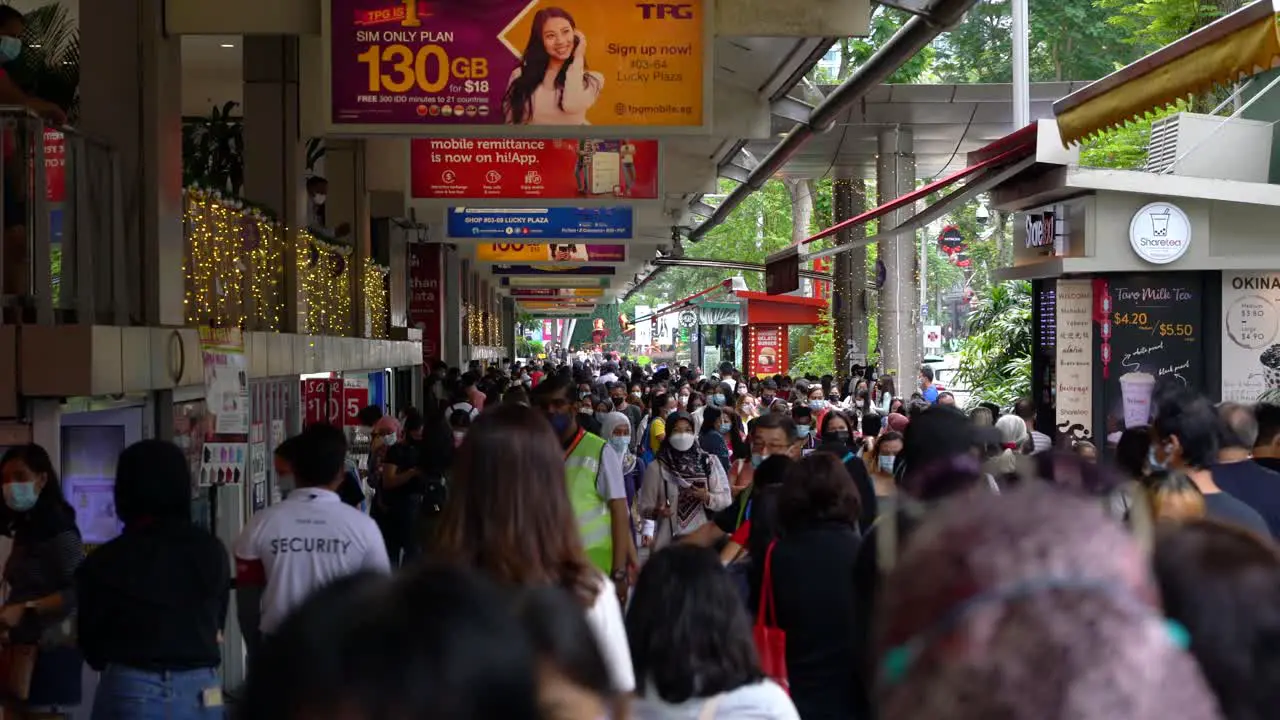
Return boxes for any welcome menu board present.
[1097,274,1203,443]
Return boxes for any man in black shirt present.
[376,413,425,566]
[1213,402,1280,538]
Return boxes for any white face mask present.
[669,433,696,452]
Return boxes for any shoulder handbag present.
[752,540,788,692]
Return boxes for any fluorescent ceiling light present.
[220,43,235,48]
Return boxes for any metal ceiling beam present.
[717,162,751,183]
[685,0,978,245]
[771,96,814,124]
[876,0,938,18]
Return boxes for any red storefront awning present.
[737,291,826,325]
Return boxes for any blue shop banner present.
[447,207,633,240]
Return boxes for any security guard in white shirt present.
[234,424,391,660]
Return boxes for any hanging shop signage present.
[938,225,965,254]
[749,325,787,378]
[476,243,627,263]
[448,207,632,240]
[328,0,706,129]
[492,264,616,276]
[343,376,370,426]
[1129,202,1191,264]
[922,324,943,353]
[408,243,443,364]
[1024,210,1055,249]
[1055,279,1093,442]
[510,287,604,297]
[1221,272,1280,403]
[411,138,659,199]
[1095,274,1203,441]
[302,378,344,426]
[45,129,65,203]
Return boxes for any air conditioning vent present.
[1142,112,1272,183]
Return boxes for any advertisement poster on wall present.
[476,243,626,262]
[750,325,787,378]
[1055,279,1093,441]
[198,327,249,487]
[328,0,706,129]
[493,264,616,276]
[1094,274,1203,444]
[1222,272,1280,403]
[411,138,658,199]
[249,423,268,513]
[408,243,444,364]
[447,207,632,239]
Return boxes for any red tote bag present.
[753,540,788,691]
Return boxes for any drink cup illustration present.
[1150,209,1170,237]
[1119,372,1156,428]
[1262,344,1280,387]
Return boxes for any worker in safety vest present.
[532,375,638,603]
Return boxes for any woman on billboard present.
[503,7,604,125]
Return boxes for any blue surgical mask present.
[719,422,732,434]
[797,425,812,438]
[381,434,396,447]
[810,399,828,411]
[609,437,630,457]
[548,412,573,436]
[878,454,896,473]
[751,453,765,468]
[3,481,38,512]
[710,393,725,407]
[0,37,22,64]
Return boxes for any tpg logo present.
[636,3,695,19]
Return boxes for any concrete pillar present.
[242,36,303,333]
[502,296,517,362]
[443,248,464,368]
[832,176,868,371]
[79,0,184,327]
[324,140,368,337]
[876,128,919,389]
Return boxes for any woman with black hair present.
[628,545,798,719]
[240,566,542,720]
[0,444,83,714]
[502,7,604,125]
[77,439,229,719]
[515,587,616,720]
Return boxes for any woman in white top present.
[628,545,799,720]
[431,404,635,712]
[503,7,604,125]
[638,412,731,549]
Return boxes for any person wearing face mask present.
[303,176,351,240]
[815,410,879,531]
[792,405,818,453]
[0,444,83,714]
[637,412,731,550]
[531,376,638,598]
[709,382,732,410]
[600,412,650,551]
[806,386,830,435]
[866,431,903,500]
[376,412,427,567]
[609,382,644,439]
[698,406,732,475]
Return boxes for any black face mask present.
[612,396,624,406]
[832,430,852,445]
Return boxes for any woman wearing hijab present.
[600,411,648,544]
[874,486,1220,720]
[637,411,731,550]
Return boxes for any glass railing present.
[0,107,125,324]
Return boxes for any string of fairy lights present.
[183,187,390,337]
[463,301,503,348]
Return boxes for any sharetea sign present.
[1128,202,1191,264]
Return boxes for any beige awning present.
[1054,0,1280,145]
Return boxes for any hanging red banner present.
[408,243,443,365]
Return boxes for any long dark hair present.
[0,444,76,539]
[627,545,763,703]
[503,7,595,124]
[432,404,599,605]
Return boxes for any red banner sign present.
[343,384,369,426]
[408,243,443,365]
[411,138,659,200]
[302,378,343,426]
[44,129,64,203]
[749,324,789,378]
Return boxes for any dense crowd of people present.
[0,356,1277,719]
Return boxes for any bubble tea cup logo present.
[1129,202,1190,264]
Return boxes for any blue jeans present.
[91,666,224,720]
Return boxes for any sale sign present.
[343,377,370,426]
[302,378,344,426]
[411,138,658,199]
[476,243,625,263]
[328,0,706,128]
[407,243,443,364]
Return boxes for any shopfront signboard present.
[411,138,658,199]
[492,264,616,275]
[1095,274,1203,444]
[749,324,787,378]
[1055,279,1093,441]
[1221,272,1280,403]
[1129,202,1191,265]
[343,377,370,426]
[477,243,626,262]
[448,207,632,240]
[408,243,443,364]
[510,287,604,297]
[327,0,706,131]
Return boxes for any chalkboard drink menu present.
[1098,274,1203,444]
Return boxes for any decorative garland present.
[362,258,390,339]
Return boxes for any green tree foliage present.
[840,8,937,84]
[1079,101,1189,169]
[953,280,1033,408]
[791,311,835,377]
[1094,0,1226,51]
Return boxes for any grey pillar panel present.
[876,127,919,387]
